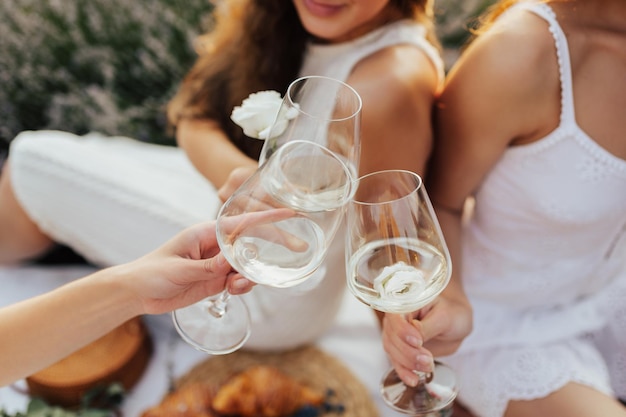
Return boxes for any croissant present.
[141,383,216,417]
[212,365,324,417]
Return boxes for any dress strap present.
[507,2,576,126]
[413,36,446,91]
[347,21,445,90]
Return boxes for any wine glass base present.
[172,294,251,355]
[381,361,457,415]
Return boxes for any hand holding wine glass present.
[218,139,355,288]
[345,169,458,415]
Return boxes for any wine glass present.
[259,75,362,177]
[173,76,362,355]
[173,140,355,354]
[345,169,458,415]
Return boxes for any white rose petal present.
[230,90,298,140]
[426,382,455,401]
[373,262,427,302]
[258,118,286,140]
[284,105,300,120]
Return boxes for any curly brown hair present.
[167,0,437,160]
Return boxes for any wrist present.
[91,264,145,320]
[441,279,471,307]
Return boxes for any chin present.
[301,20,350,43]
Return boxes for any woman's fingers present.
[218,166,257,202]
[219,208,309,252]
[226,273,255,295]
[382,313,434,386]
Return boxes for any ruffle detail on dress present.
[444,339,614,417]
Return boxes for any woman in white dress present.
[0,0,462,350]
[382,1,626,416]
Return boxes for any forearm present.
[436,207,469,305]
[176,118,257,188]
[0,268,140,386]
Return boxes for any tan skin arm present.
[347,44,437,177]
[0,221,259,386]
[380,12,562,387]
[176,118,258,190]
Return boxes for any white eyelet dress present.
[441,3,626,417]
[8,20,443,350]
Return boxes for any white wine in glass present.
[345,169,458,415]
[218,140,354,288]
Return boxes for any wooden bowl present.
[26,317,153,407]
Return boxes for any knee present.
[0,163,53,263]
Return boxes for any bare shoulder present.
[442,7,562,142]
[452,8,559,99]
[347,42,440,112]
[345,43,441,175]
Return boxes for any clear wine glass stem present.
[207,290,231,318]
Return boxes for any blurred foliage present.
[436,0,496,48]
[0,0,213,147]
[0,383,124,417]
[0,0,494,151]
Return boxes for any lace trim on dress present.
[450,340,615,417]
[509,2,572,124]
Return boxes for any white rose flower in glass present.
[230,90,299,140]
[373,262,428,304]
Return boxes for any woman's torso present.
[463,2,626,315]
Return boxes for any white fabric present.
[300,19,444,89]
[8,20,442,350]
[10,131,220,265]
[442,3,626,417]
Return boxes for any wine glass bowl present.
[345,169,457,415]
[218,140,353,288]
[347,234,450,314]
[346,170,451,313]
[263,140,355,213]
[260,75,362,178]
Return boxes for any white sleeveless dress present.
[8,20,443,349]
[441,3,626,417]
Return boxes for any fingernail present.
[231,278,249,290]
[406,374,419,387]
[406,336,422,347]
[416,354,434,370]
